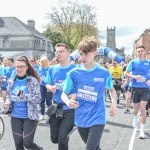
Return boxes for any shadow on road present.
[107,120,133,129]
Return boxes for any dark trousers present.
[11,117,40,150]
[40,85,53,115]
[49,109,74,150]
[78,125,105,150]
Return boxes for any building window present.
[3,36,9,48]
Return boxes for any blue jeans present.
[40,85,53,115]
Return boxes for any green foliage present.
[43,0,101,51]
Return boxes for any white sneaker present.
[39,115,44,121]
[139,131,145,139]
[132,116,139,128]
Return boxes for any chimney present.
[27,20,35,29]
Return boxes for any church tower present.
[106,26,116,50]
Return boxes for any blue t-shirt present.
[62,64,113,127]
[127,59,150,88]
[34,64,39,72]
[10,70,16,78]
[45,64,76,110]
[0,66,9,88]
[5,66,16,87]
[11,78,28,118]
[38,67,49,86]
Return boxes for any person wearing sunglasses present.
[29,57,39,72]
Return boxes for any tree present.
[44,0,100,51]
[43,28,63,47]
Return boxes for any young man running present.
[61,36,117,150]
[125,45,150,139]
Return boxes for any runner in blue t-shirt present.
[125,45,150,139]
[4,55,43,150]
[61,37,117,150]
[0,57,8,104]
[38,56,52,120]
[45,43,76,150]
[1,58,16,113]
[29,57,39,72]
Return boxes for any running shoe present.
[117,99,120,104]
[146,111,149,117]
[139,131,145,139]
[124,109,130,114]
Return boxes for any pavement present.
[0,96,150,150]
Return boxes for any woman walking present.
[5,56,43,150]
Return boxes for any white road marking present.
[128,113,141,150]
[115,113,132,150]
[128,127,137,150]
[137,129,150,131]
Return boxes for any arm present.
[121,78,129,88]
[19,77,41,104]
[45,69,57,93]
[125,62,142,81]
[108,87,117,116]
[46,84,57,93]
[61,74,79,108]
[125,70,142,81]
[106,74,117,116]
[61,92,79,108]
[4,80,12,109]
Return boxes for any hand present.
[121,84,125,88]
[67,99,79,109]
[50,85,57,93]
[68,94,78,108]
[109,103,117,116]
[146,80,150,86]
[16,90,24,96]
[4,102,10,111]
[134,75,142,81]
[68,94,76,101]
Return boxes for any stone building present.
[0,17,54,61]
[99,26,125,63]
[132,29,150,59]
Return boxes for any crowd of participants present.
[0,37,150,150]
[98,45,150,140]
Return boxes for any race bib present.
[55,80,63,91]
[77,85,98,103]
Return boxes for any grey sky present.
[0,0,149,55]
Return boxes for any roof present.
[0,51,26,58]
[0,17,52,42]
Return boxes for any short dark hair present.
[7,57,14,63]
[137,45,145,50]
[55,43,70,52]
